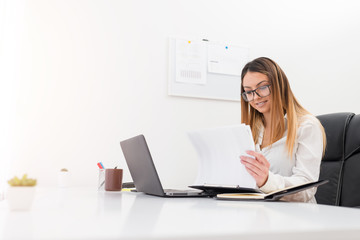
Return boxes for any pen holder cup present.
[105,169,123,191]
[98,169,105,191]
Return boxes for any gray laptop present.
[120,135,207,197]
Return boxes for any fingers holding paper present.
[240,150,270,188]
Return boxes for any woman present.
[239,57,326,203]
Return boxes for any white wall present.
[1,0,360,189]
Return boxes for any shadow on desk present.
[122,193,164,234]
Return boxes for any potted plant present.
[7,174,37,211]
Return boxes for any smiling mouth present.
[255,100,267,107]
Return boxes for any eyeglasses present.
[241,85,271,102]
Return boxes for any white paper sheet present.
[188,124,256,188]
[175,39,207,84]
[207,43,248,76]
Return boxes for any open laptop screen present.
[120,135,166,196]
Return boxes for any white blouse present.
[257,114,324,203]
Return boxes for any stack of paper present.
[188,124,256,189]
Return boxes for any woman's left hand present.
[240,150,270,188]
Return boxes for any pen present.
[99,162,105,169]
[99,180,105,190]
[97,162,103,169]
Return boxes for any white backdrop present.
[1,0,360,189]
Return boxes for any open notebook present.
[216,180,329,201]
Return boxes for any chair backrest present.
[340,114,360,206]
[315,112,360,207]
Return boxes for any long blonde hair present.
[240,57,326,156]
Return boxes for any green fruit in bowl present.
[8,174,37,187]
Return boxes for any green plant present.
[8,174,37,187]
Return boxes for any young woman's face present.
[242,72,272,115]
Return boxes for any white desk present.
[1,187,360,240]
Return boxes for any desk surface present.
[1,187,360,240]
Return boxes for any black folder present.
[190,179,329,200]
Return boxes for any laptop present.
[120,134,207,197]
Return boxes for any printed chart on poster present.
[168,37,249,101]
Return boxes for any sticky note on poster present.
[175,39,207,85]
[208,43,249,76]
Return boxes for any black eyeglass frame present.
[241,84,271,102]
